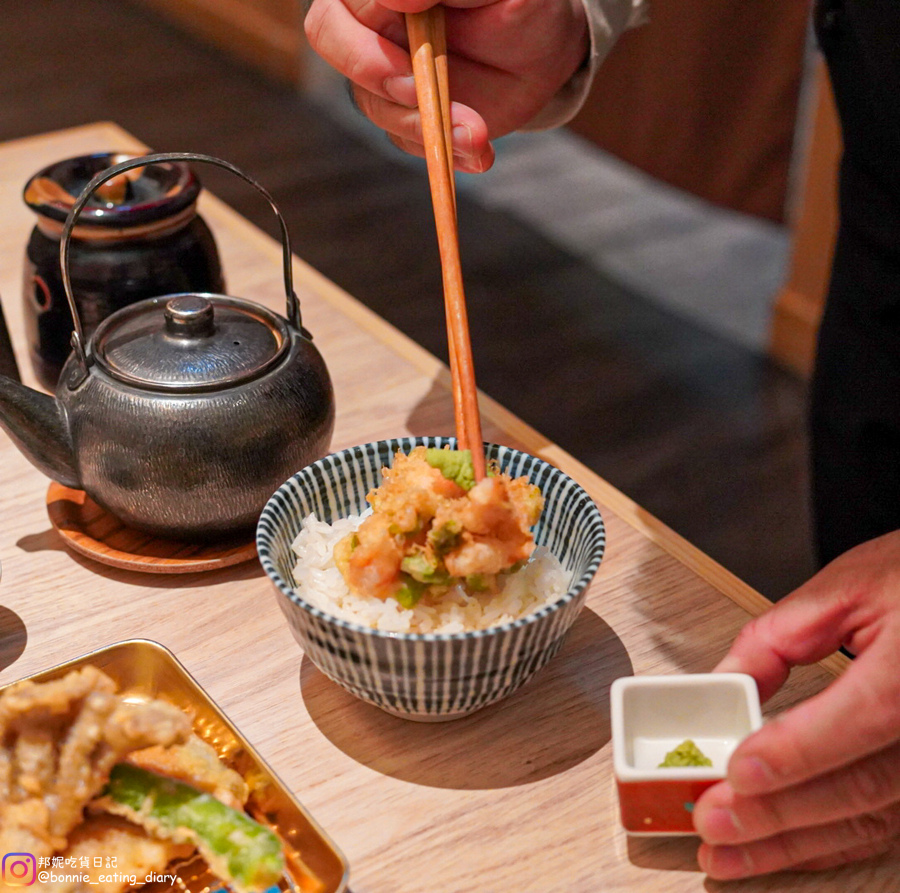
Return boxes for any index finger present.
[722,639,900,796]
[305,0,414,102]
[712,592,846,703]
[710,534,900,794]
[713,531,899,699]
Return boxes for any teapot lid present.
[90,294,289,391]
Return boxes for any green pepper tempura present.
[98,763,285,893]
[658,739,713,768]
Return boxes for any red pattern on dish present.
[617,779,719,834]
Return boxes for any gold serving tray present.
[5,639,349,893]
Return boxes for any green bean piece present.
[101,763,284,893]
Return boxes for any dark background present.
[0,0,815,600]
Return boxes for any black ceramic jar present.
[23,153,224,389]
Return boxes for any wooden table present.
[0,124,891,893]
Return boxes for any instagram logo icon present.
[2,854,36,886]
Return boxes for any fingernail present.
[703,845,755,879]
[384,75,417,106]
[700,807,742,841]
[451,124,473,158]
[730,755,776,792]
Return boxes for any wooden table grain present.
[0,123,892,893]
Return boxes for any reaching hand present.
[304,0,590,172]
[692,530,900,879]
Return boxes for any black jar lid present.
[23,152,201,228]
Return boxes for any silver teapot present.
[0,153,335,541]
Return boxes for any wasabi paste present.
[659,739,713,768]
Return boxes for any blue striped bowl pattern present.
[257,437,606,721]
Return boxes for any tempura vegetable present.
[0,667,324,893]
[125,733,249,810]
[97,763,284,893]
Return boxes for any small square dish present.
[610,673,762,835]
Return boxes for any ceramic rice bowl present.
[257,436,606,721]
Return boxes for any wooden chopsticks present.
[406,7,485,480]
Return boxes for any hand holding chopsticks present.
[406,7,486,480]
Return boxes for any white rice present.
[290,512,570,634]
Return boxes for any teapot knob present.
[165,295,214,338]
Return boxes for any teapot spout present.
[0,375,79,488]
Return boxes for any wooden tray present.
[46,483,258,574]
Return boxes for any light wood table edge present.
[0,121,145,155]
[24,123,848,681]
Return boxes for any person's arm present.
[304,0,648,172]
[691,529,900,879]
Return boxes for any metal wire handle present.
[58,151,303,374]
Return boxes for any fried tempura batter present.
[336,446,543,603]
[43,814,193,893]
[0,666,308,893]
[125,734,249,811]
[0,666,191,860]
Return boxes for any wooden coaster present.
[46,483,258,574]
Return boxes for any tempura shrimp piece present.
[42,814,193,893]
[367,447,466,532]
[336,447,544,601]
[336,448,469,599]
[334,512,407,601]
[0,666,191,859]
[438,475,543,578]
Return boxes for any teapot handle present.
[59,152,304,375]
